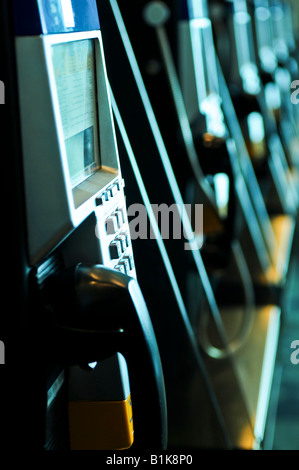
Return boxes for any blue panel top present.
[13,0,100,36]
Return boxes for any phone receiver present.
[49,264,168,450]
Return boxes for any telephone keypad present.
[95,181,135,278]
[106,204,134,273]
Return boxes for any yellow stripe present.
[69,394,134,450]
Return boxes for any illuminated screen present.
[52,39,100,188]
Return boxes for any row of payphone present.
[1,0,298,452]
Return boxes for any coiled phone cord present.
[197,239,255,359]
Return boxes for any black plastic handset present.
[52,264,168,450]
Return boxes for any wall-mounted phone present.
[176,0,282,282]
[12,0,167,450]
[252,0,299,169]
[97,0,264,449]
[15,22,135,278]
[211,0,298,216]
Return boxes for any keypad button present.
[117,179,125,191]
[123,255,134,271]
[115,235,126,253]
[113,209,125,228]
[106,216,118,235]
[120,232,130,248]
[115,264,126,274]
[118,258,130,274]
[95,194,105,206]
[103,191,111,202]
[108,184,119,198]
[109,241,122,260]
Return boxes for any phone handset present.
[50,264,168,450]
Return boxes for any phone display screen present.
[52,39,100,188]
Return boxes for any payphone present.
[97,0,284,449]
[212,0,298,216]
[176,0,285,446]
[12,0,167,450]
[174,0,281,294]
[177,0,297,294]
[97,0,273,450]
[251,0,299,170]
